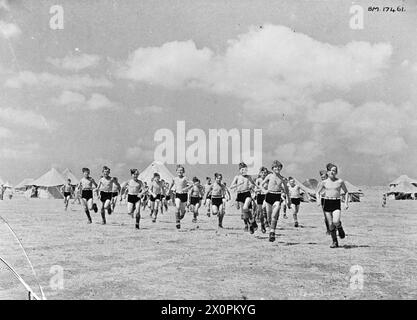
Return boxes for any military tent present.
[14,178,35,191]
[291,177,316,202]
[31,168,66,199]
[389,175,417,188]
[388,181,417,200]
[139,161,175,184]
[343,181,363,202]
[62,168,79,185]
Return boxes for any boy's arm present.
[341,180,349,209]
[316,181,324,206]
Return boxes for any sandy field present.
[1,186,416,300]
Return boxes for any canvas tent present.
[389,175,417,188]
[3,181,13,189]
[303,178,319,190]
[343,181,363,202]
[31,168,67,199]
[139,161,175,184]
[62,168,79,185]
[14,178,35,191]
[291,177,316,202]
[388,181,417,200]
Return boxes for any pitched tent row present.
[387,174,417,200]
[4,163,364,202]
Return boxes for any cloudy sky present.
[0,0,416,185]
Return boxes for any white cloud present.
[46,53,101,71]
[134,105,164,116]
[272,141,323,164]
[4,71,112,90]
[118,24,392,109]
[0,126,12,138]
[0,107,59,131]
[53,90,117,111]
[0,21,21,39]
[118,40,212,88]
[0,143,41,160]
[0,1,10,11]
[126,138,155,160]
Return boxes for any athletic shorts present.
[211,197,223,208]
[265,192,281,205]
[100,191,112,202]
[322,199,341,212]
[81,190,93,201]
[256,194,266,205]
[291,198,301,206]
[190,196,200,206]
[321,198,325,207]
[176,193,188,203]
[112,192,118,198]
[128,194,140,204]
[64,192,71,198]
[236,191,252,203]
[150,194,162,202]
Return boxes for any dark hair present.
[214,173,222,179]
[259,166,268,173]
[102,166,110,172]
[153,172,160,178]
[239,162,247,169]
[288,176,293,180]
[67,179,71,182]
[130,169,139,175]
[192,176,199,183]
[319,170,327,176]
[272,160,283,169]
[206,177,211,180]
[82,168,90,173]
[326,163,337,171]
[176,165,185,171]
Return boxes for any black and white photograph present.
[0,0,416,303]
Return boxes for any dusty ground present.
[1,186,416,300]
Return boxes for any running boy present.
[262,160,291,242]
[169,165,192,229]
[316,163,349,248]
[230,162,258,234]
[78,168,98,224]
[149,173,163,223]
[121,169,144,229]
[61,179,74,211]
[96,166,120,225]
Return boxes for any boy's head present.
[67,179,71,184]
[130,169,139,177]
[214,173,222,182]
[102,166,110,176]
[176,165,185,176]
[326,163,338,177]
[82,167,90,177]
[239,162,248,175]
[319,170,328,180]
[153,173,160,181]
[259,166,268,178]
[271,160,283,173]
[288,177,295,186]
[192,176,199,184]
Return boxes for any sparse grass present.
[1,187,416,300]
